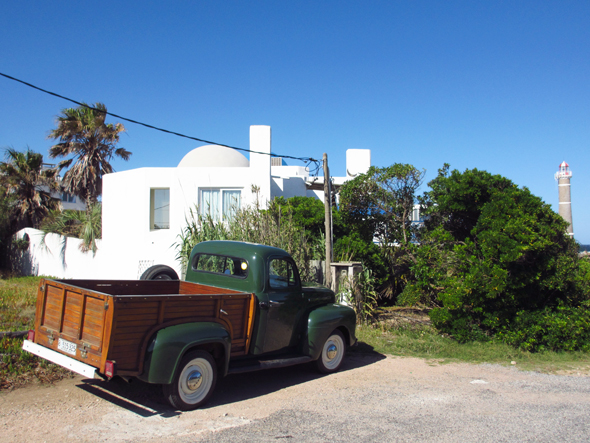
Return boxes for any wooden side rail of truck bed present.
[29,279,256,377]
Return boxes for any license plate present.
[57,338,77,356]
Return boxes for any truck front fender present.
[305,304,357,360]
[139,322,231,384]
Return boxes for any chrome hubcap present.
[186,370,203,391]
[326,344,338,360]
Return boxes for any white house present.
[19,125,371,279]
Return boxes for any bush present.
[410,166,590,350]
[497,303,590,352]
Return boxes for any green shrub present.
[497,303,590,352]
[411,167,590,351]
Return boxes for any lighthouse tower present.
[555,161,574,237]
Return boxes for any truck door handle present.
[259,301,282,309]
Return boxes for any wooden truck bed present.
[31,279,256,377]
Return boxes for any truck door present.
[262,257,306,353]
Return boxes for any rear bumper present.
[22,340,98,379]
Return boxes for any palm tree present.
[0,147,61,230]
[48,103,131,213]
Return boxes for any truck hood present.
[302,283,336,304]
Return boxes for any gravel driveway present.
[1,352,589,442]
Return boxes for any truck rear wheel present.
[140,265,179,280]
[316,330,346,374]
[163,350,217,411]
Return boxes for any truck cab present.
[185,241,344,356]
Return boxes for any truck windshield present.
[192,253,249,278]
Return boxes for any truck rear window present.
[192,253,249,278]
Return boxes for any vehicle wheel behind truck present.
[140,264,179,280]
[316,330,346,374]
[163,350,217,411]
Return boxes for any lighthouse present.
[555,161,574,237]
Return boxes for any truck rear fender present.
[304,304,357,360]
[139,322,231,385]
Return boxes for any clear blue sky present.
[1,1,589,242]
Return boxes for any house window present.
[61,192,76,203]
[150,188,170,230]
[199,189,241,221]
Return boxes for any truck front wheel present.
[163,350,217,410]
[316,330,346,374]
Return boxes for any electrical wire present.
[0,72,322,173]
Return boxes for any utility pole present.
[323,153,332,289]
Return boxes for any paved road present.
[1,352,589,442]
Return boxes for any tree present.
[406,166,590,348]
[0,147,60,230]
[270,196,328,239]
[268,196,346,259]
[48,103,130,212]
[419,164,514,242]
[339,164,425,299]
[340,164,425,246]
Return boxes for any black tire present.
[316,330,346,374]
[163,350,217,411]
[140,265,179,280]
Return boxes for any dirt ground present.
[1,351,590,443]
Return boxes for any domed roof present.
[178,145,249,168]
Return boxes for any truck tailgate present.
[33,279,113,372]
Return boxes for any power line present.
[0,71,321,173]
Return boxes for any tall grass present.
[176,190,320,281]
[337,269,379,324]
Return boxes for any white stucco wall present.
[15,228,109,279]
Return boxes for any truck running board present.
[228,355,313,374]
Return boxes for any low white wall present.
[15,228,110,279]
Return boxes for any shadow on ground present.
[76,342,385,417]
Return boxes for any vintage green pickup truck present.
[23,241,357,410]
